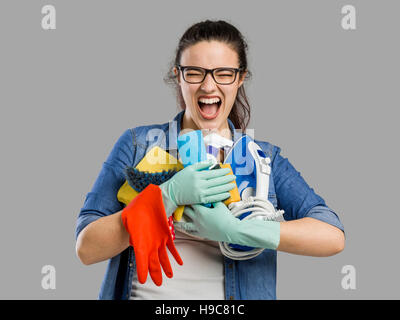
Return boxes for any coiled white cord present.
[218,196,284,260]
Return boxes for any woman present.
[75,20,345,300]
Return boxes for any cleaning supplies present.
[177,129,240,208]
[117,146,185,221]
[177,130,207,166]
[203,130,234,165]
[212,163,241,206]
[220,135,285,259]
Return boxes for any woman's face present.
[174,40,246,133]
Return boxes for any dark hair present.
[164,20,252,131]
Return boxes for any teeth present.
[198,97,221,104]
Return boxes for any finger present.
[205,183,236,196]
[183,206,196,219]
[148,251,163,286]
[190,160,213,171]
[133,249,149,285]
[198,167,231,179]
[205,174,236,188]
[212,201,226,209]
[167,238,183,265]
[204,192,232,203]
[158,245,173,278]
[175,221,198,232]
[191,203,211,211]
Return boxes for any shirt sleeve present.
[75,129,135,240]
[272,146,344,233]
[305,205,345,233]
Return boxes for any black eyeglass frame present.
[177,65,244,85]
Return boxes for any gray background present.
[0,0,398,299]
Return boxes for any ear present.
[238,70,247,88]
[173,66,181,84]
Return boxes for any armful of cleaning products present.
[175,201,281,250]
[159,160,237,217]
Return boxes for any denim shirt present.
[75,110,344,300]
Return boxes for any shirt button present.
[229,296,234,300]
[228,264,233,269]
[129,263,133,268]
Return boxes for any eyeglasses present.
[177,65,243,85]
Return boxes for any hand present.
[176,201,281,250]
[175,202,240,243]
[159,161,236,212]
[121,184,183,286]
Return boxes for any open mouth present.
[197,99,222,120]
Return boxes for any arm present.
[76,210,130,265]
[277,217,345,257]
[271,146,345,257]
[177,202,345,258]
[75,129,134,265]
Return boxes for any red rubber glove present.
[121,184,183,286]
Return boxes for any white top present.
[130,228,225,300]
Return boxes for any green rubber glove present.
[176,202,281,250]
[159,161,236,217]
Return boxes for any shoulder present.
[128,120,170,149]
[253,138,282,162]
[107,121,166,159]
[254,138,294,177]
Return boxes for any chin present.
[196,118,221,131]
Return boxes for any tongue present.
[200,103,219,115]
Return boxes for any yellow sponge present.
[219,163,241,206]
[117,146,185,221]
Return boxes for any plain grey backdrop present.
[0,0,398,299]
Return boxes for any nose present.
[200,72,217,91]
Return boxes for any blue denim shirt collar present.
[166,110,241,151]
